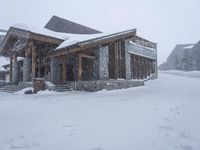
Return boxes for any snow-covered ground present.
[0,72,200,150]
[160,70,200,78]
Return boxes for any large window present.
[108,41,126,79]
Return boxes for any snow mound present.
[0,56,9,71]
[37,89,58,95]
[16,87,33,94]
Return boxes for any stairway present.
[0,82,33,93]
[0,85,23,93]
[54,85,73,92]
[0,82,73,93]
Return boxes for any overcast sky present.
[0,0,200,64]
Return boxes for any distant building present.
[159,41,200,71]
[0,29,7,45]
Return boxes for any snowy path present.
[0,73,200,150]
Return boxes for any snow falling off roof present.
[0,56,9,71]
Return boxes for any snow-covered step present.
[54,85,73,92]
[0,84,29,93]
[0,85,21,93]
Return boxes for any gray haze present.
[0,0,199,64]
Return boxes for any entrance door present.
[67,64,75,81]
[81,57,93,81]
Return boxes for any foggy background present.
[0,0,199,65]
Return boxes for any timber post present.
[31,43,36,80]
[78,54,82,81]
[62,55,67,81]
[12,52,18,84]
[23,47,31,82]
[9,54,12,82]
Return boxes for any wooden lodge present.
[0,16,157,91]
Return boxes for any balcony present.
[126,41,157,59]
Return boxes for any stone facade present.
[23,57,31,82]
[98,46,109,80]
[66,80,144,92]
[125,40,132,80]
[12,61,18,83]
[50,57,61,84]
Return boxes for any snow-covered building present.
[0,16,157,91]
[159,41,200,71]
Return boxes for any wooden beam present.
[25,47,31,57]
[114,42,119,79]
[78,55,82,81]
[62,55,67,81]
[31,45,36,80]
[79,54,96,59]
[9,55,12,82]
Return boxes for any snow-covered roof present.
[12,24,136,51]
[12,24,70,40]
[0,56,9,71]
[181,44,194,49]
[56,29,136,50]
[55,34,103,50]
[45,15,101,34]
[17,57,24,61]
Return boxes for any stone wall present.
[50,57,61,84]
[125,40,132,80]
[98,46,109,80]
[18,82,33,89]
[12,61,18,84]
[66,80,144,92]
[0,81,6,88]
[23,58,31,82]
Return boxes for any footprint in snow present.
[179,131,198,142]
[91,147,102,150]
[164,118,176,122]
[157,125,174,131]
[180,145,195,150]
[10,143,39,149]
[4,138,15,144]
